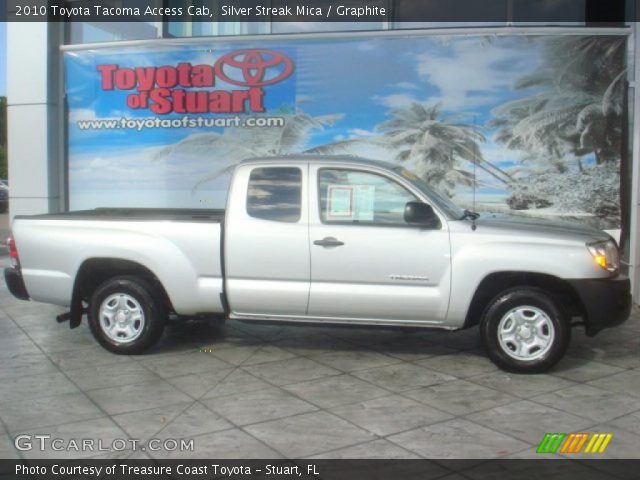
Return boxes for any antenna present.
[471,118,478,231]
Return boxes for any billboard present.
[65,33,627,229]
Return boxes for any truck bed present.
[11,208,226,315]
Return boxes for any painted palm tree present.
[153,109,361,191]
[376,102,513,196]
[492,36,626,166]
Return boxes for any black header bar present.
[2,0,636,23]
[1,459,639,480]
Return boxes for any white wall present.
[7,22,63,218]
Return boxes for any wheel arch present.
[71,258,174,323]
[463,271,585,329]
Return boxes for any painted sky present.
[66,36,540,202]
[66,34,549,209]
[68,35,539,150]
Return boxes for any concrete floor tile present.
[326,328,412,347]
[1,392,103,432]
[533,384,639,423]
[351,363,456,392]
[568,338,640,369]
[500,446,564,459]
[421,329,483,351]
[228,322,296,341]
[388,418,529,459]
[213,344,297,367]
[0,335,41,358]
[0,371,79,403]
[203,386,317,426]
[282,374,390,409]
[156,402,233,438]
[310,349,401,373]
[374,337,459,361]
[609,411,640,436]
[111,402,192,439]
[273,334,356,356]
[18,417,128,459]
[86,380,192,415]
[66,363,161,391]
[140,351,232,378]
[46,345,134,372]
[167,368,270,400]
[404,380,518,416]
[26,330,97,353]
[244,411,374,458]
[468,371,577,398]
[414,352,498,378]
[136,337,199,357]
[0,353,59,380]
[0,435,20,459]
[328,394,453,436]
[307,439,422,459]
[151,428,282,459]
[587,369,640,398]
[551,356,626,382]
[466,400,593,444]
[242,357,341,386]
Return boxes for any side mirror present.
[404,201,440,229]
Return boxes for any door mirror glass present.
[404,201,440,229]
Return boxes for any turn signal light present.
[594,254,607,269]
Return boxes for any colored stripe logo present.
[537,432,613,454]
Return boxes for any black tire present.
[480,287,570,373]
[88,276,166,354]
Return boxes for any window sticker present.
[327,186,354,219]
[326,184,376,221]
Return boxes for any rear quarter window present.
[246,167,302,223]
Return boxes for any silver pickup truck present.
[5,156,631,372]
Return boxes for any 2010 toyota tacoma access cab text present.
[4,156,631,372]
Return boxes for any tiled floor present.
[1,268,639,460]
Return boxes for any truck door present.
[224,163,310,317]
[307,165,451,323]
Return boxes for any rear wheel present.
[480,287,570,373]
[88,276,166,354]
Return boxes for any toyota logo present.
[214,49,294,87]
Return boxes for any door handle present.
[313,237,345,247]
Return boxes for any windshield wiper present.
[460,209,480,220]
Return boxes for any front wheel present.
[480,287,570,373]
[88,276,167,354]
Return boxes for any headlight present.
[587,240,619,273]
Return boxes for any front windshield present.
[393,166,465,220]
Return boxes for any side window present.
[247,167,302,223]
[319,169,418,226]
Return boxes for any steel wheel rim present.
[497,306,555,362]
[99,293,145,343]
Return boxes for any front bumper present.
[4,268,29,301]
[568,275,631,336]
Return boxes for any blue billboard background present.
[65,34,626,230]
